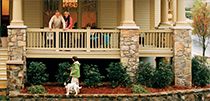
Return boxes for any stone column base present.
[172,27,192,86]
[120,29,139,81]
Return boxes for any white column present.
[175,0,187,26]
[158,0,171,28]
[172,0,177,22]
[10,0,24,26]
[118,0,139,29]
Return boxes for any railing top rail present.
[139,29,173,33]
[27,28,120,33]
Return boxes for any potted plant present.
[0,24,8,47]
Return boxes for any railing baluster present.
[86,28,90,52]
[56,30,59,51]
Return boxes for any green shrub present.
[27,62,49,85]
[106,62,131,87]
[55,62,71,83]
[136,61,155,87]
[152,62,173,88]
[192,56,210,86]
[83,64,104,87]
[186,11,192,19]
[131,84,148,94]
[27,85,46,94]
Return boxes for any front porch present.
[25,28,173,59]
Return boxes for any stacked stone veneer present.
[120,30,139,79]
[173,29,192,86]
[9,88,210,101]
[7,27,27,94]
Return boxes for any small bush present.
[27,85,46,94]
[55,62,71,83]
[106,62,131,87]
[131,84,148,94]
[136,62,155,87]
[186,11,192,19]
[27,62,49,85]
[83,64,104,87]
[192,56,210,86]
[152,62,173,88]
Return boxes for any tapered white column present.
[118,0,139,29]
[158,0,171,29]
[10,0,24,26]
[175,0,187,26]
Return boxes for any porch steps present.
[0,48,7,89]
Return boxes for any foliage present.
[152,62,174,88]
[186,11,192,19]
[55,62,71,83]
[185,7,192,11]
[27,62,49,85]
[83,64,104,87]
[192,56,210,86]
[27,85,46,94]
[106,62,131,87]
[137,61,173,88]
[136,61,155,87]
[0,24,8,37]
[192,0,210,57]
[131,84,148,94]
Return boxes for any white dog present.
[64,82,82,96]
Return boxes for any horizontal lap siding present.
[97,0,119,28]
[135,0,150,30]
[23,0,43,28]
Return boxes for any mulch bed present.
[20,83,210,94]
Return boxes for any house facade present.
[0,0,192,94]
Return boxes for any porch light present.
[63,0,78,8]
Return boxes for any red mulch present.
[20,83,210,94]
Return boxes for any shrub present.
[55,62,71,83]
[152,62,173,88]
[27,62,49,85]
[106,62,131,87]
[192,56,210,86]
[136,61,155,87]
[83,64,104,87]
[27,85,46,94]
[131,84,148,94]
[186,11,192,19]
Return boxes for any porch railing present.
[26,28,120,51]
[139,30,173,49]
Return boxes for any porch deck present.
[26,28,173,58]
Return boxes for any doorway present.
[43,0,97,29]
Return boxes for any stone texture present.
[120,30,139,81]
[173,29,192,86]
[7,28,27,94]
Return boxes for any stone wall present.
[173,28,192,86]
[120,29,139,80]
[9,88,210,101]
[7,27,27,94]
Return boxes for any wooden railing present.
[139,30,173,49]
[26,28,120,51]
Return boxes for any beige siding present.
[97,0,119,28]
[135,0,150,30]
[23,0,43,28]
